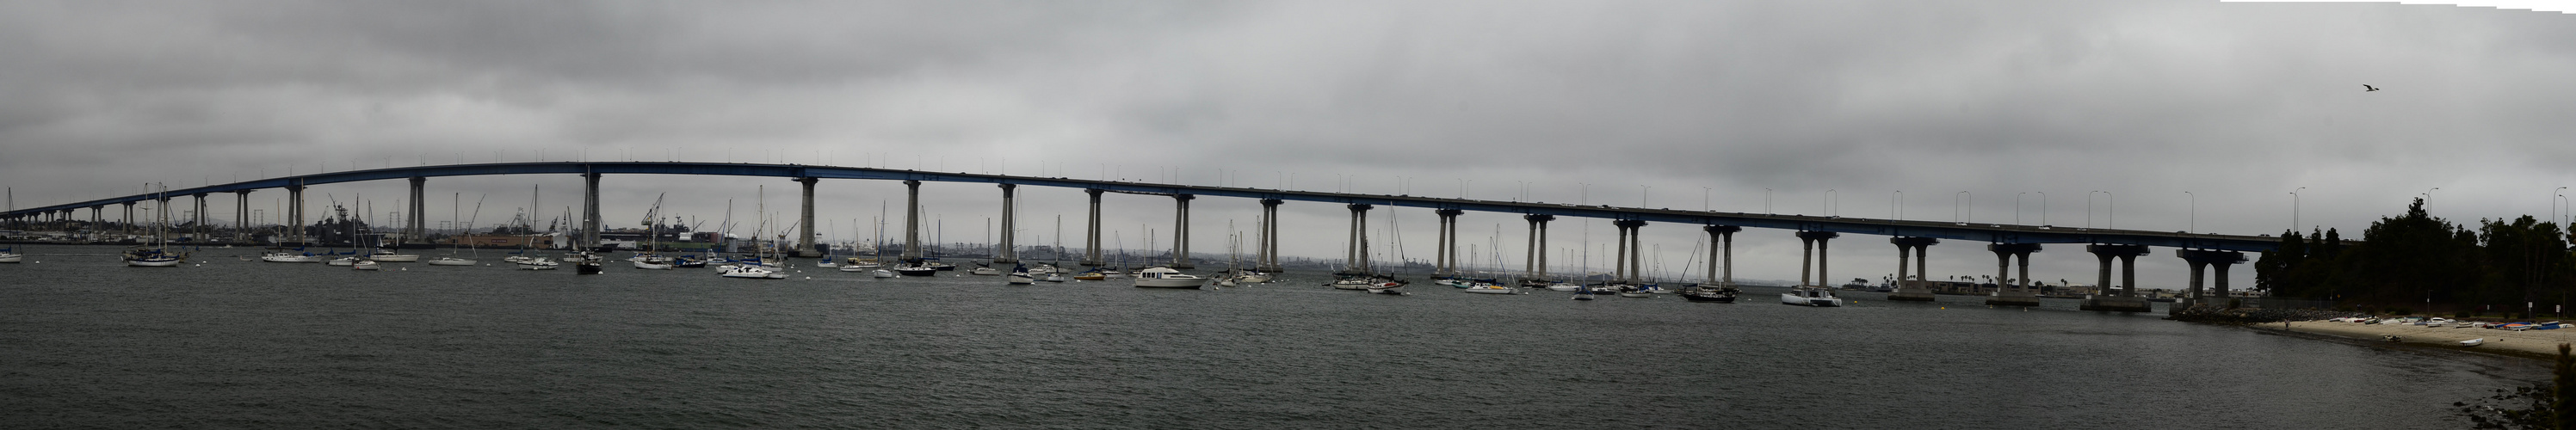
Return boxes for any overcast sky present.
[4,0,2573,287]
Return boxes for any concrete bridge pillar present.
[1796,230,1839,287]
[1613,220,1646,283]
[1705,225,1740,287]
[287,183,306,245]
[995,184,1018,264]
[1345,204,1373,274]
[1435,209,1462,276]
[794,177,821,258]
[1523,214,1554,282]
[2080,244,2153,312]
[902,180,923,262]
[407,176,426,245]
[2175,249,2249,310]
[121,201,135,237]
[1171,194,1193,269]
[1082,188,1104,267]
[1888,236,1940,301]
[192,194,207,242]
[235,190,252,244]
[581,171,602,251]
[1257,199,1282,272]
[1986,243,2044,306]
[88,206,102,237]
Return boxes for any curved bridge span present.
[3,161,2274,251]
[7,161,2272,312]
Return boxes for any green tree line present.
[2257,199,2572,316]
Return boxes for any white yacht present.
[720,264,787,280]
[351,260,382,271]
[1132,267,1208,289]
[262,251,325,262]
[1463,285,1519,294]
[1781,286,1844,307]
[516,258,560,270]
[367,249,421,262]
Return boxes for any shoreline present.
[2253,319,2576,360]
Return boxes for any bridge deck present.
[3,162,2277,251]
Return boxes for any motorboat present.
[1133,267,1208,289]
[632,255,675,269]
[970,265,1002,276]
[516,258,560,270]
[366,249,420,262]
[326,256,360,267]
[121,248,187,267]
[1547,283,1581,292]
[1233,271,1273,284]
[1072,268,1111,280]
[871,268,898,279]
[1326,277,1380,291]
[1216,277,1239,287]
[351,260,381,271]
[1463,285,1518,294]
[1572,290,1596,301]
[1044,273,1066,283]
[837,264,874,273]
[427,257,477,266]
[0,249,20,263]
[894,264,938,277]
[925,261,957,271]
[2461,338,2486,347]
[1781,286,1844,307]
[1680,286,1739,303]
[261,251,326,262]
[720,264,786,280]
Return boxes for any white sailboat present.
[429,193,480,267]
[720,186,787,280]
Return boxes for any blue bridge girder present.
[3,162,2279,251]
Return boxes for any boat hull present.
[426,258,477,266]
[125,258,185,267]
[1134,278,1208,288]
[1006,273,1035,285]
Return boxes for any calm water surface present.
[0,245,2546,428]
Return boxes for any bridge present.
[2,161,2276,312]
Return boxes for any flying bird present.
[2363,84,2380,91]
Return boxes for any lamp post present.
[1955,191,1971,224]
[1825,189,1836,217]
[2087,191,2100,229]
[2184,191,2196,234]
[1702,187,1711,212]
[2554,187,2567,228]
[1641,185,1651,208]
[1764,187,1772,214]
[2292,187,2305,232]
[2037,191,2047,226]
[1892,191,1904,221]
[2016,192,2026,225]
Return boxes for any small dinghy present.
[2460,338,2486,347]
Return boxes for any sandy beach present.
[2273,320,2576,358]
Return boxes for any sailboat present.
[720,186,788,280]
[122,185,189,267]
[0,248,22,263]
[429,194,482,266]
[1006,263,1035,285]
[633,194,674,269]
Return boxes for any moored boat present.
[1781,286,1844,307]
[1133,267,1208,289]
[427,257,477,266]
